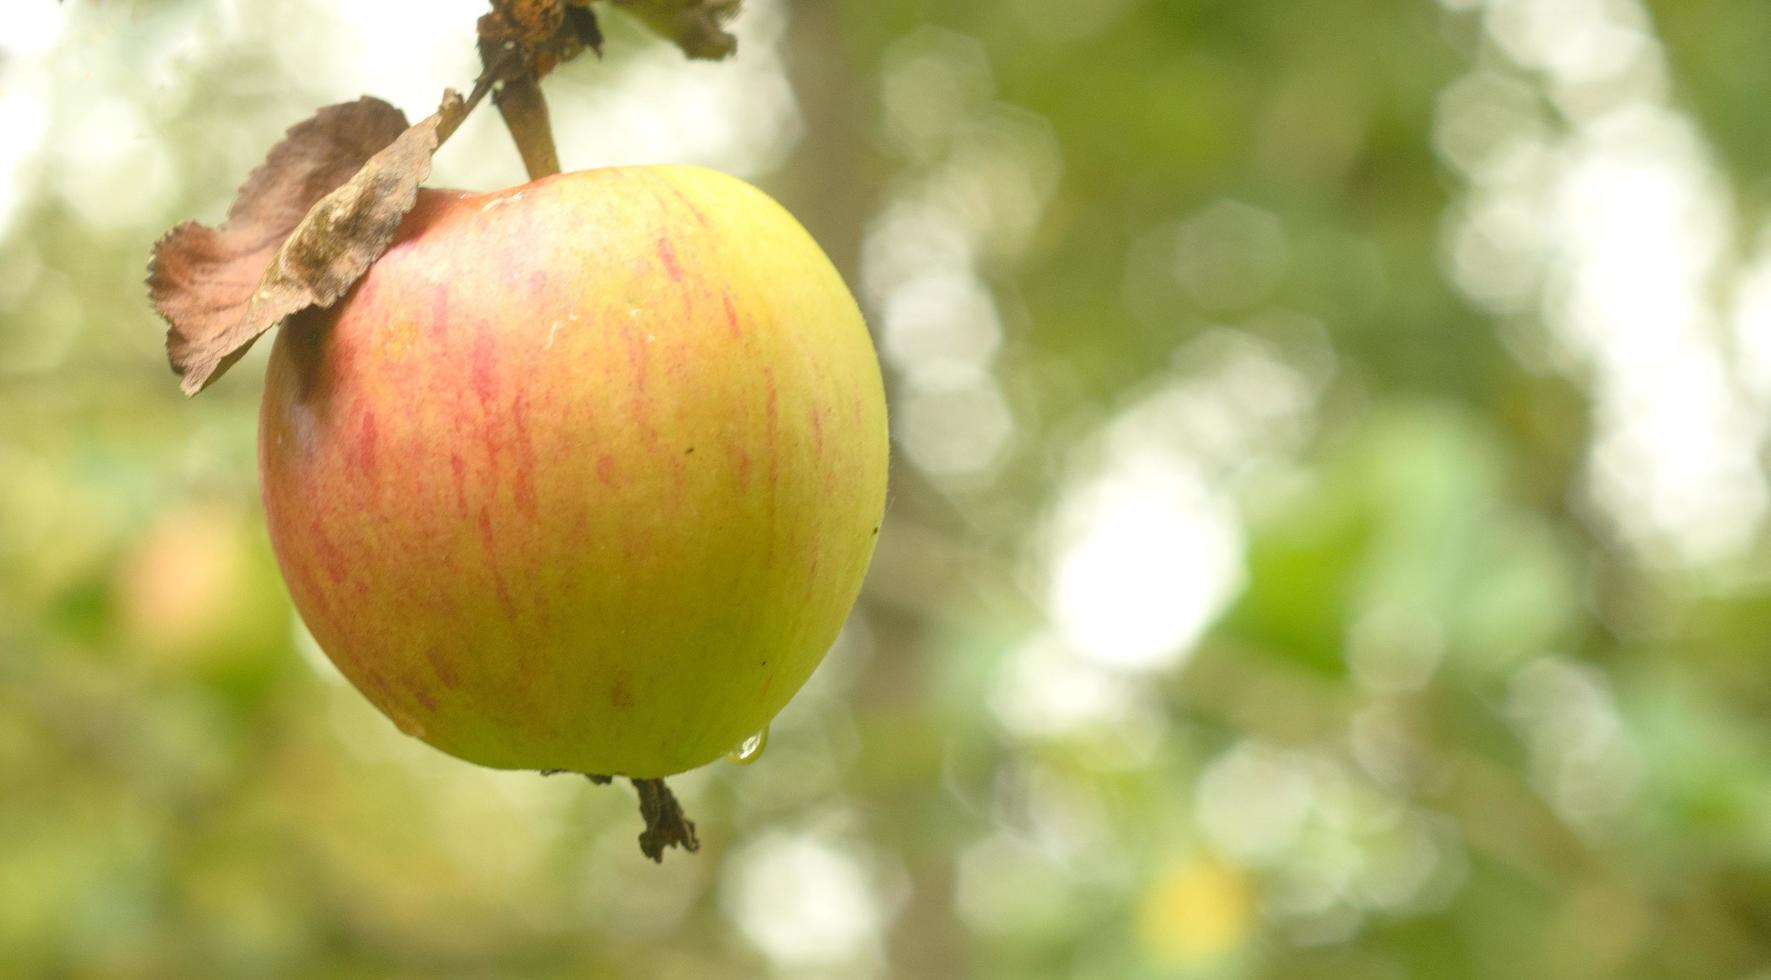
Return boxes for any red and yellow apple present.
[258,165,888,778]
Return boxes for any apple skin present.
[259,165,888,778]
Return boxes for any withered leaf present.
[481,0,601,78]
[610,0,741,60]
[150,92,467,396]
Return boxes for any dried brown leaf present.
[150,92,468,396]
[148,98,405,393]
[610,0,741,60]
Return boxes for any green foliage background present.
[5,1,1771,977]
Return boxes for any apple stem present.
[474,1,597,182]
[493,75,564,180]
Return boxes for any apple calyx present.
[543,772,701,862]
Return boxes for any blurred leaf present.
[608,0,740,60]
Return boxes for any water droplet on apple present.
[726,724,769,766]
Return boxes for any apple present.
[258,164,888,779]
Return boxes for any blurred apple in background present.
[118,502,291,699]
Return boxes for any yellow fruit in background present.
[1139,859,1255,965]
